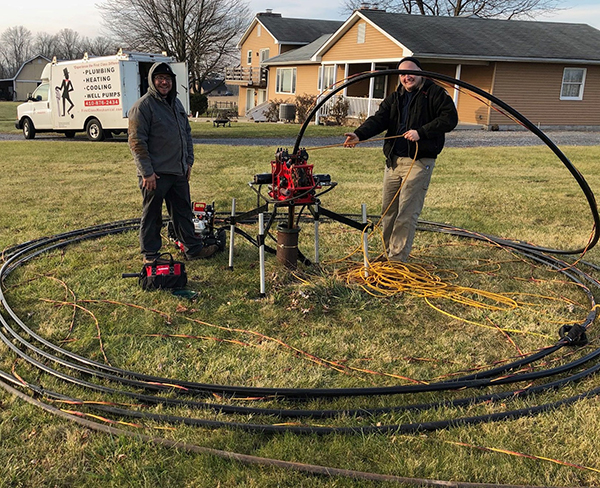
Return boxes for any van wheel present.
[22,118,36,139]
[86,118,105,141]
[64,131,76,138]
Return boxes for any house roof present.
[318,10,600,64]
[238,12,343,48]
[264,35,333,65]
[258,15,343,45]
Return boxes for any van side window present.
[32,83,49,102]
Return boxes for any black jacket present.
[354,78,458,162]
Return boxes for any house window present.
[357,23,366,44]
[257,89,267,105]
[560,67,586,100]
[276,68,296,94]
[257,24,261,37]
[318,65,335,90]
[247,50,252,65]
[259,48,270,63]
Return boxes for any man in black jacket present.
[344,57,458,262]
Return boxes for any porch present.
[314,61,394,124]
[224,66,268,88]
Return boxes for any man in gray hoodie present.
[128,62,218,262]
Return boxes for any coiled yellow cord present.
[320,140,559,340]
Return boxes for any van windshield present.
[31,83,49,102]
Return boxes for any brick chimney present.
[359,3,385,11]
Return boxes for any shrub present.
[295,93,318,124]
[327,96,350,126]
[190,93,208,116]
[264,98,286,122]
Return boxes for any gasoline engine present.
[168,201,227,253]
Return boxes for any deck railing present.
[224,66,268,87]
[316,95,383,122]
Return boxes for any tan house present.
[226,10,343,117]
[227,9,600,129]
[0,55,51,101]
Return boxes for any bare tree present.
[98,0,251,92]
[342,0,562,19]
[0,26,34,75]
[0,25,120,82]
[86,36,120,57]
[54,28,87,59]
[33,32,61,59]
[32,31,118,60]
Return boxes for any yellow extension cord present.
[316,139,568,340]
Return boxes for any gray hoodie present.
[128,62,193,178]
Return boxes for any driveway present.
[1,129,598,148]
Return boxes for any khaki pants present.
[381,156,436,261]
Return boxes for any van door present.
[27,83,53,129]
[120,60,141,117]
[169,62,190,114]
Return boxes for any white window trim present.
[560,67,587,101]
[276,67,296,94]
[246,50,252,65]
[318,66,323,91]
[318,65,335,91]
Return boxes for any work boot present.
[185,244,219,260]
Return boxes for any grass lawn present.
[0,101,20,133]
[2,137,600,487]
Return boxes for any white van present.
[15,50,189,141]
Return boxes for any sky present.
[0,0,599,39]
